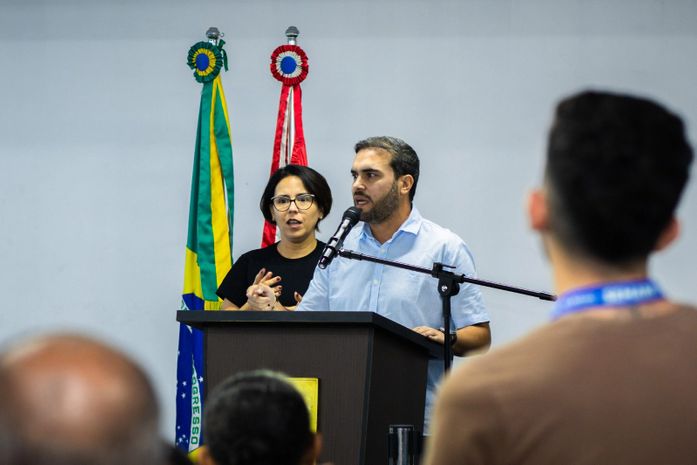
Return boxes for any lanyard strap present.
[551,279,664,320]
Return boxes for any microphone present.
[318,207,362,269]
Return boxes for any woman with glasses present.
[216,165,332,310]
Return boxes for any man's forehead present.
[352,147,392,171]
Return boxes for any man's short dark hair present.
[203,370,313,465]
[546,90,693,265]
[354,136,420,201]
[259,165,333,230]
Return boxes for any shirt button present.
[373,279,379,285]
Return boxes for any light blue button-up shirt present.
[298,207,489,431]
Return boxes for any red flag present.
[263,42,310,246]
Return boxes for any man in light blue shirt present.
[297,136,491,431]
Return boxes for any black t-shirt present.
[216,241,325,307]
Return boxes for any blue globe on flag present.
[270,44,309,86]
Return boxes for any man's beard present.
[359,181,400,224]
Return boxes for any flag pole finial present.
[206,27,223,46]
[285,26,299,45]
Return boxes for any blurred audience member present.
[0,333,164,465]
[166,441,195,465]
[425,91,697,465]
[198,370,322,465]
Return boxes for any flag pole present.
[285,26,299,164]
[206,26,222,45]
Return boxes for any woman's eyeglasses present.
[271,194,316,211]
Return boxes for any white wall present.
[1,0,696,438]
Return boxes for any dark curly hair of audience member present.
[202,370,315,465]
[545,91,693,265]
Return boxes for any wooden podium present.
[177,310,439,465]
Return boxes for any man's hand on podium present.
[412,326,447,345]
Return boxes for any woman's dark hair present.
[259,165,333,230]
[203,370,314,465]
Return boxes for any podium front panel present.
[177,311,436,465]
[205,324,371,465]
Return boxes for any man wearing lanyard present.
[424,91,697,465]
[297,136,491,433]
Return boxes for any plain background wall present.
[1,0,696,437]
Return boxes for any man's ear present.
[399,174,414,197]
[196,445,217,465]
[300,433,322,465]
[654,217,680,252]
[527,188,549,232]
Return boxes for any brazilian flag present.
[176,39,234,452]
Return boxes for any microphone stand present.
[337,248,556,372]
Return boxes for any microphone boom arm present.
[337,247,556,372]
[338,249,556,301]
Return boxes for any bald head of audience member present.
[0,333,163,465]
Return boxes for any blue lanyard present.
[551,279,664,320]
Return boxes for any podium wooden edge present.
[177,310,441,358]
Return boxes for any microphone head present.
[343,206,362,226]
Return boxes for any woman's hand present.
[251,268,282,298]
[246,283,277,310]
[246,268,289,310]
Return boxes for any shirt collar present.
[358,206,423,241]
